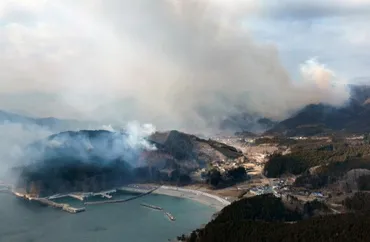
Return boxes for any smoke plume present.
[0,123,52,182]
[0,0,350,134]
[0,119,157,183]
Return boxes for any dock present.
[140,203,163,211]
[92,189,116,199]
[48,193,86,201]
[68,193,86,201]
[47,191,116,202]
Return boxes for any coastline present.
[152,186,231,211]
[8,183,231,212]
[119,184,231,211]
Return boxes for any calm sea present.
[0,192,216,242]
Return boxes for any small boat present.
[164,212,175,221]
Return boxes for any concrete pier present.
[91,189,116,199]
[68,193,86,201]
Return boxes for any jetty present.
[48,194,68,200]
[48,193,86,201]
[68,193,86,201]
[84,187,159,206]
[92,189,116,199]
[47,190,116,202]
[140,203,163,211]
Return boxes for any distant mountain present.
[220,113,277,134]
[0,110,89,131]
[265,85,370,136]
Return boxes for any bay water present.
[0,192,215,242]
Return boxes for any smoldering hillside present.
[10,124,246,196]
[0,0,350,134]
[10,123,158,195]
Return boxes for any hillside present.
[147,130,243,170]
[14,130,137,196]
[13,130,244,196]
[180,194,370,242]
[265,85,370,136]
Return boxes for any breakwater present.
[140,203,163,211]
[84,187,159,206]
[140,203,176,222]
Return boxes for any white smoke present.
[101,124,115,132]
[0,123,52,181]
[101,122,156,151]
[299,58,350,106]
[124,122,157,151]
[0,0,351,134]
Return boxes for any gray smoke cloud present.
[0,121,157,183]
[0,123,52,182]
[0,0,350,134]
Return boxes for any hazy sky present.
[0,0,368,132]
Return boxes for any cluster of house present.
[249,185,274,196]
[249,179,292,198]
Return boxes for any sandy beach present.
[152,186,231,211]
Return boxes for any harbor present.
[4,184,226,220]
[12,191,86,214]
[5,185,160,214]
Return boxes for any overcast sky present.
[0,0,369,131]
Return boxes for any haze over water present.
[0,193,216,242]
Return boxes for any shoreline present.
[151,186,231,211]
[6,183,231,212]
[119,184,231,211]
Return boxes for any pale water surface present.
[0,193,216,242]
